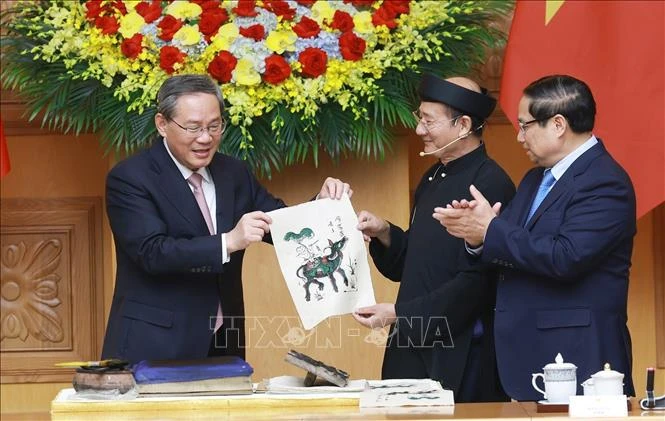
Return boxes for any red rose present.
[263,55,291,85]
[190,0,220,8]
[159,46,186,74]
[208,51,238,83]
[95,15,120,35]
[295,0,316,6]
[158,15,183,41]
[382,0,410,16]
[292,16,320,39]
[199,7,229,40]
[87,0,127,21]
[110,0,127,15]
[264,0,296,21]
[199,1,225,10]
[85,0,102,20]
[372,6,397,29]
[239,24,266,41]
[339,31,366,61]
[330,10,354,32]
[343,0,375,7]
[298,47,327,78]
[121,33,143,59]
[135,0,162,23]
[233,0,258,17]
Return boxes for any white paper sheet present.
[361,379,454,407]
[268,195,375,330]
[266,376,368,394]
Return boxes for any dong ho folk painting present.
[268,195,376,330]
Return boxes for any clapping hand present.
[432,185,501,247]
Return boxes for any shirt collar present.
[439,143,487,175]
[163,138,211,183]
[550,135,598,181]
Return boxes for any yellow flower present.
[124,0,143,11]
[118,11,145,38]
[9,0,496,171]
[211,23,239,51]
[234,59,261,86]
[311,1,334,24]
[173,25,201,46]
[165,1,202,20]
[265,29,296,54]
[353,11,374,33]
[101,54,120,78]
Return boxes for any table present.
[2,391,663,421]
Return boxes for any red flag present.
[500,1,665,218]
[0,117,10,178]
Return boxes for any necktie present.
[525,169,556,224]
[187,173,223,332]
[188,173,214,235]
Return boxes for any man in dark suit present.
[101,74,351,364]
[434,75,636,400]
[353,75,515,402]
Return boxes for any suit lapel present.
[518,170,543,227]
[208,154,236,234]
[149,140,209,234]
[525,141,605,229]
[525,177,568,229]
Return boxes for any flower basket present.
[1,0,511,176]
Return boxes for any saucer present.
[538,399,568,405]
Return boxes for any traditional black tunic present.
[370,144,515,402]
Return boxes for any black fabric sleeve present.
[369,222,408,282]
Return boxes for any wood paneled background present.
[1,198,104,383]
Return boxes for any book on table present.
[132,356,254,395]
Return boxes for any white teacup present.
[532,374,577,403]
[532,353,577,403]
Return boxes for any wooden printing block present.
[285,349,350,387]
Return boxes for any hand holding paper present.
[268,194,375,329]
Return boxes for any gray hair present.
[156,74,224,120]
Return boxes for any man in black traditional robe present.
[353,75,516,402]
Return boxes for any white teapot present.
[581,363,624,396]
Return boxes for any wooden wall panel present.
[1,198,105,383]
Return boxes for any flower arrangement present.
[1,1,510,175]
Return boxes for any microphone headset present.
[419,132,469,157]
[419,121,486,157]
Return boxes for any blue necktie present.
[525,169,556,224]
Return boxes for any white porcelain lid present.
[591,363,624,379]
[543,353,577,370]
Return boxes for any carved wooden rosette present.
[1,198,104,383]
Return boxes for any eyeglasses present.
[518,115,554,134]
[412,110,459,133]
[170,118,226,137]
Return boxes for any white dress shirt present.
[164,139,230,264]
[467,135,599,255]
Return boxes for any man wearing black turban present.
[354,74,515,402]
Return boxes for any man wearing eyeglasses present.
[433,75,636,400]
[353,74,515,402]
[101,74,351,364]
